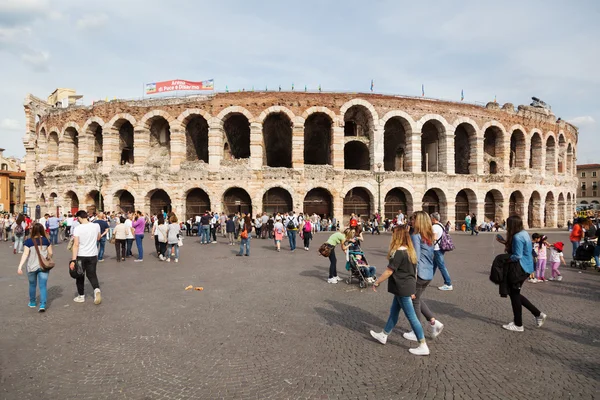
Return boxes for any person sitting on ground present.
[354,254,376,282]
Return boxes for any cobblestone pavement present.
[1,230,599,400]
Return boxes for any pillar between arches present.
[102,132,119,172]
[446,200,456,229]
[208,124,223,171]
[134,128,149,165]
[332,123,344,170]
[443,132,455,175]
[473,137,484,175]
[373,125,384,170]
[169,129,186,171]
[333,195,343,224]
[250,122,263,170]
[292,123,304,170]
[408,133,421,173]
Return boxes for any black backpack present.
[287,218,296,230]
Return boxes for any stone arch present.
[84,119,104,164]
[383,115,412,172]
[455,189,477,229]
[46,130,59,165]
[419,117,447,172]
[343,187,374,223]
[262,187,293,215]
[482,122,506,174]
[384,187,413,220]
[182,113,209,162]
[301,106,337,124]
[60,122,82,139]
[528,191,542,229]
[303,187,334,218]
[85,190,104,214]
[509,191,525,220]
[557,133,567,174]
[509,127,527,170]
[223,187,252,215]
[257,106,296,126]
[304,112,333,165]
[566,142,574,175]
[222,112,251,159]
[106,113,137,130]
[422,188,448,222]
[113,189,136,213]
[185,188,211,220]
[146,189,172,216]
[454,122,477,174]
[147,115,172,161]
[177,109,213,126]
[344,141,370,170]
[137,110,176,130]
[544,191,556,228]
[381,110,418,132]
[109,118,135,165]
[216,106,255,124]
[81,116,105,135]
[64,190,80,214]
[529,130,543,171]
[484,189,504,223]
[558,193,566,228]
[263,112,293,167]
[339,99,379,127]
[62,126,79,166]
[545,134,557,175]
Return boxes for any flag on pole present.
[252,86,254,92]
[226,86,229,93]
[318,84,322,93]
[461,89,464,101]
[494,95,497,103]
[279,85,281,92]
[421,84,425,97]
[370,79,374,92]
[292,83,294,91]
[266,85,268,91]
[304,85,307,92]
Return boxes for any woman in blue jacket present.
[497,215,547,331]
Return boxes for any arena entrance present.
[115,190,135,213]
[65,191,79,215]
[303,188,333,218]
[455,189,476,229]
[186,188,211,220]
[384,188,410,220]
[484,190,503,223]
[262,187,293,215]
[343,187,371,222]
[86,190,104,215]
[528,191,542,229]
[149,190,172,216]
[509,191,524,219]
[223,188,252,215]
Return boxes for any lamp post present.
[375,162,385,220]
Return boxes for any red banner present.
[146,79,214,95]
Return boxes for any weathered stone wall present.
[23,92,579,229]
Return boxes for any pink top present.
[132,218,145,235]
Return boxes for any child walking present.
[548,242,566,281]
[529,233,540,283]
[535,235,549,282]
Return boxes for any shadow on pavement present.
[314,299,386,334]
[46,285,63,306]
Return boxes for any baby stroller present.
[570,238,596,270]
[344,242,375,289]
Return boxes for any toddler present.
[548,242,566,281]
[355,254,376,282]
[535,235,549,282]
[529,233,541,283]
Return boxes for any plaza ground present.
[1,230,599,399]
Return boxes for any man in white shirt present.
[431,212,453,291]
[70,210,102,304]
[124,213,135,257]
[397,210,405,226]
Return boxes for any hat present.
[553,242,564,252]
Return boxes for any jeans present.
[471,225,478,235]
[303,231,312,248]
[97,237,107,260]
[76,256,100,295]
[211,226,217,242]
[28,269,49,305]
[413,278,435,322]
[126,238,134,257]
[288,230,297,250]
[359,266,376,278]
[202,225,210,244]
[14,236,24,253]
[508,286,541,327]
[227,232,235,244]
[166,243,180,259]
[433,250,451,286]
[383,295,425,342]
[197,223,202,237]
[571,240,579,259]
[115,239,126,260]
[329,248,337,279]
[239,236,250,255]
[595,246,600,269]
[49,228,58,245]
[135,234,144,260]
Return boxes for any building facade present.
[23,91,578,228]
[0,148,26,213]
[576,164,600,209]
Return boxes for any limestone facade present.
[23,92,578,229]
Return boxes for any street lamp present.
[375,162,385,219]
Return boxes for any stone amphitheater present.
[22,91,578,229]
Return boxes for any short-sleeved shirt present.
[124,219,134,239]
[73,223,100,257]
[273,222,284,241]
[326,232,346,247]
[94,219,109,236]
[432,223,444,252]
[387,248,416,297]
[24,237,51,273]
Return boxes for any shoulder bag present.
[33,238,55,272]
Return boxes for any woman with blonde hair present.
[17,223,53,312]
[370,225,430,355]
[165,215,181,263]
[403,210,444,341]
[324,228,355,284]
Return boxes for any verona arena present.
[23,91,578,229]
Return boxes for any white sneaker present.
[175,259,179,263]
[557,276,563,281]
[327,278,338,284]
[73,295,85,303]
[334,276,342,282]
[408,343,430,356]
[438,284,453,291]
[430,320,444,339]
[502,322,524,332]
[369,330,387,345]
[166,258,171,263]
[530,278,538,283]
[212,241,217,244]
[548,277,554,281]
[403,331,418,342]
[94,289,102,305]
[535,312,547,328]
[158,255,165,261]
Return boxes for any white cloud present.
[568,116,596,127]
[0,118,22,131]
[20,50,49,72]
[76,13,109,30]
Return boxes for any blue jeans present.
[135,234,144,260]
[202,225,210,244]
[288,230,297,250]
[14,236,24,252]
[166,243,180,259]
[126,238,134,256]
[594,246,600,268]
[49,228,58,245]
[359,266,376,278]
[97,237,107,260]
[433,250,452,286]
[571,240,579,259]
[197,223,202,237]
[239,236,250,255]
[28,269,49,306]
[383,295,425,342]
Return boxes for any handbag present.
[109,235,116,245]
[177,234,183,247]
[318,243,334,257]
[240,229,248,239]
[33,237,55,272]
[69,260,84,279]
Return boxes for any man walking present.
[470,213,479,236]
[431,212,453,291]
[94,212,109,262]
[70,210,102,304]
[47,213,61,245]
[397,210,405,226]
[286,211,299,252]
[200,211,211,244]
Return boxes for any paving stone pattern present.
[0,231,599,399]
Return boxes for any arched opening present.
[422,188,447,221]
[567,193,572,220]
[558,193,566,228]
[566,143,574,175]
[149,117,171,161]
[485,190,504,223]
[149,189,172,216]
[86,190,104,215]
[529,132,542,171]
[262,187,293,215]
[545,136,556,175]
[509,129,526,170]
[455,189,477,229]
[223,113,250,159]
[383,117,409,171]
[185,188,211,220]
[1,163,7,170]
[263,112,292,168]
[65,191,79,215]
[581,200,589,205]
[528,191,542,229]
[49,192,58,216]
[489,161,498,174]
[558,135,566,174]
[509,191,525,219]
[87,123,103,163]
[223,187,252,215]
[544,192,555,228]
[117,120,134,165]
[303,188,333,218]
[304,112,332,165]
[344,105,373,138]
[483,126,504,174]
[454,123,475,174]
[384,188,412,220]
[114,190,135,213]
[63,127,79,165]
[343,187,372,222]
[344,141,370,170]
[421,120,445,172]
[185,115,209,162]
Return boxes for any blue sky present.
[0,0,598,162]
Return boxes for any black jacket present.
[490,254,529,297]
